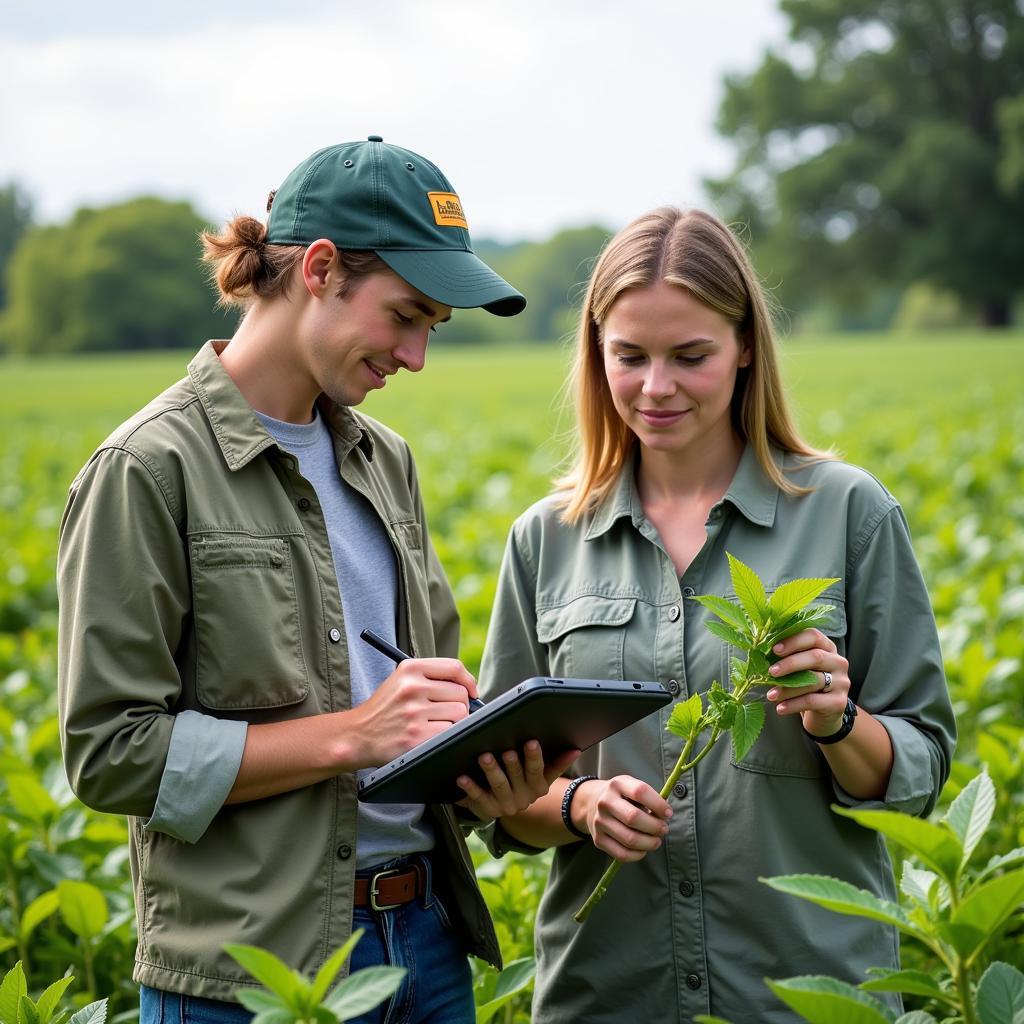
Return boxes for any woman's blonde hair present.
[556,207,829,524]
[200,191,389,309]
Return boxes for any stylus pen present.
[359,628,485,712]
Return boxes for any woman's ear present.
[300,239,337,296]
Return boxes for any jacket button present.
[682,586,695,597]
[667,679,680,696]
[297,497,312,511]
[668,605,681,622]
[329,628,342,643]
[673,783,688,799]
[686,973,702,990]
[679,880,695,897]
[336,844,352,860]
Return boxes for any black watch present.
[803,698,858,745]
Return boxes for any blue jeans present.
[140,855,474,1024]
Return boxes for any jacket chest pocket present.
[189,535,310,710]
[536,595,637,680]
[728,595,847,779]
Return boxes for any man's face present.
[304,269,452,407]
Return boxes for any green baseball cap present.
[265,136,525,316]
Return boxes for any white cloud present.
[0,1,786,239]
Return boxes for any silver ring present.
[820,671,833,694]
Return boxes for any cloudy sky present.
[1,1,787,241]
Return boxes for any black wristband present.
[561,775,598,840]
[803,698,858,745]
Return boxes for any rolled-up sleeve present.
[833,505,956,816]
[146,710,247,842]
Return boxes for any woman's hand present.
[766,627,851,737]
[573,775,672,863]
[454,742,581,822]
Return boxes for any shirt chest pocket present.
[727,595,847,779]
[535,595,637,681]
[189,535,310,710]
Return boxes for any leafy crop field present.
[1,333,1022,1021]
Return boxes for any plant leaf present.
[943,772,996,870]
[19,890,59,941]
[944,869,1024,960]
[324,966,405,1020]
[694,1018,738,1024]
[832,807,963,882]
[765,976,894,1024]
[309,929,364,1006]
[746,649,770,679]
[34,978,74,1024]
[893,1013,939,1023]
[704,620,750,649]
[57,881,108,942]
[475,958,536,1024]
[769,578,840,619]
[731,701,765,762]
[761,875,915,936]
[20,996,41,1024]
[64,1001,107,1024]
[976,848,1024,885]
[666,693,703,740]
[726,553,769,627]
[976,961,1024,1024]
[690,594,750,634]
[3,774,59,825]
[0,965,27,1024]
[773,669,821,689]
[900,865,940,908]
[223,945,302,1006]
[234,992,287,1015]
[861,969,955,1004]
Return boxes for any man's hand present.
[352,658,479,766]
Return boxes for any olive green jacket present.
[57,342,500,999]
[479,445,956,1023]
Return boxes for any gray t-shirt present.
[256,409,434,867]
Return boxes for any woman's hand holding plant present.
[765,627,851,736]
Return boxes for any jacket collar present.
[188,341,374,471]
[585,440,779,540]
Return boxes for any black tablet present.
[357,676,671,805]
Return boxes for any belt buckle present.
[369,867,403,912]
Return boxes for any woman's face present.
[601,281,751,459]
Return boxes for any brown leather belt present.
[353,862,427,911]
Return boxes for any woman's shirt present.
[478,444,956,1024]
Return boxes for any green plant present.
[0,961,106,1024]
[748,771,1024,1024]
[574,554,838,921]
[224,931,404,1024]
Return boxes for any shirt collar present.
[584,440,779,540]
[188,341,374,472]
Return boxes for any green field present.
[1,333,1022,1019]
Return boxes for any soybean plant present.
[574,553,838,922]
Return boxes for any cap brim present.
[375,248,526,317]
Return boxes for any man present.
[57,137,573,1024]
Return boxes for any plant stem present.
[954,956,978,1024]
[572,729,721,923]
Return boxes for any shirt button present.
[297,497,312,511]
[668,605,681,622]
[679,880,695,897]
[666,679,680,696]
[329,628,342,643]
[673,783,688,799]
[686,973,702,990]
[682,586,695,598]
[336,844,352,860]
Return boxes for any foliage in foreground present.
[697,772,1024,1024]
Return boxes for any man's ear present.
[300,239,338,296]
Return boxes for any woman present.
[467,208,956,1022]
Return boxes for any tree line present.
[1,0,1020,354]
